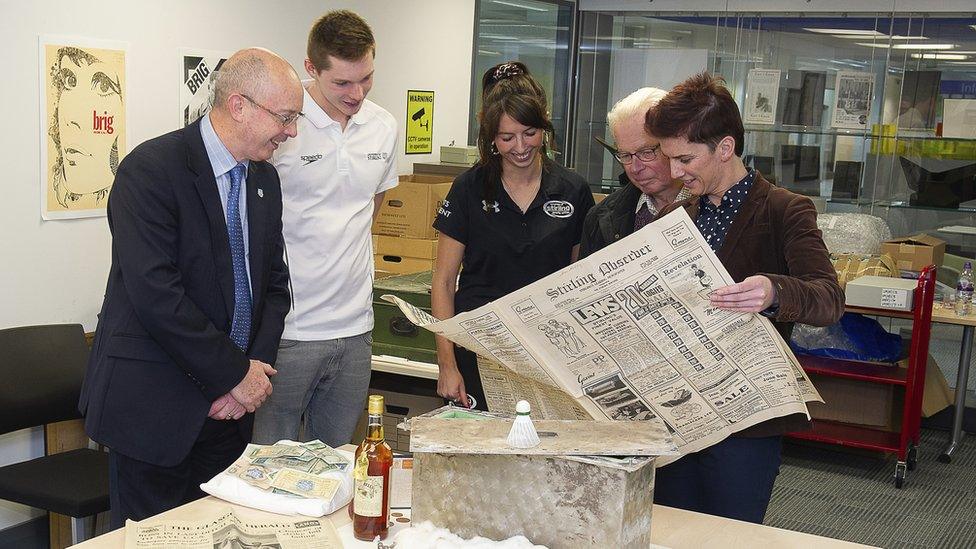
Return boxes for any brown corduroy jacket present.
[658,173,844,437]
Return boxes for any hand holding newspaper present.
[385,208,821,465]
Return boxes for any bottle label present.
[353,452,369,481]
[354,475,384,517]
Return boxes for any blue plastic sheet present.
[790,313,902,363]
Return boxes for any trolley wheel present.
[894,461,907,489]
[907,445,918,471]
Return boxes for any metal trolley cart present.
[787,265,936,488]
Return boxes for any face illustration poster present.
[40,36,128,220]
[180,48,229,128]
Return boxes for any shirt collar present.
[634,185,692,214]
[699,169,755,212]
[200,113,248,179]
[301,81,373,129]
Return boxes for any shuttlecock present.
[507,400,540,449]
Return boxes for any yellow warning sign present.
[405,90,434,155]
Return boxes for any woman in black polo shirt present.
[431,62,594,410]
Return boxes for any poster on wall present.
[39,35,127,220]
[405,90,434,154]
[180,48,229,127]
[831,71,874,130]
[743,69,780,125]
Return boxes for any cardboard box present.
[373,174,453,239]
[916,354,954,417]
[808,373,899,429]
[373,234,438,259]
[806,353,954,430]
[881,234,946,272]
[373,234,438,274]
[374,254,435,274]
[845,275,917,311]
[831,253,898,289]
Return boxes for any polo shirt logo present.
[366,152,389,160]
[543,200,574,218]
[482,200,500,213]
[300,154,323,166]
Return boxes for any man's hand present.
[230,359,277,412]
[710,275,777,313]
[208,393,246,420]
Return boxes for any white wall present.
[0,0,473,530]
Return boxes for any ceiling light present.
[805,28,885,36]
[910,53,968,60]
[834,34,889,40]
[891,43,957,50]
[490,0,549,12]
[890,36,929,40]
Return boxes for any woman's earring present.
[490,142,500,156]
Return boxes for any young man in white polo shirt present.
[252,10,397,446]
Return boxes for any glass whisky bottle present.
[352,394,393,541]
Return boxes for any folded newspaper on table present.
[383,208,821,465]
[124,507,342,548]
[200,440,354,516]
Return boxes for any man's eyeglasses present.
[613,146,659,165]
[241,93,304,126]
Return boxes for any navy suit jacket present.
[80,120,290,467]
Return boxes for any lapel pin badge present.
[257,188,264,198]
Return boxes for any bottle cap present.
[367,395,385,415]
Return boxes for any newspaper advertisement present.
[743,69,780,125]
[385,208,821,464]
[832,71,874,129]
[124,507,341,548]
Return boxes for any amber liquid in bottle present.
[352,395,393,541]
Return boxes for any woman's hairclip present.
[493,62,524,82]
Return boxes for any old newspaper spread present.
[385,208,821,464]
[124,507,341,548]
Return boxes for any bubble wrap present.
[817,213,892,255]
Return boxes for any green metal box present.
[372,271,436,363]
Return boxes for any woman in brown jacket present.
[646,72,844,523]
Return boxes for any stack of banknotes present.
[223,440,350,501]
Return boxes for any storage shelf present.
[843,305,916,320]
[789,419,902,454]
[799,355,906,385]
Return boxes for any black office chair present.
[0,324,109,546]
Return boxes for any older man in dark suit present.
[80,48,303,527]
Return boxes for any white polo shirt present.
[273,86,398,340]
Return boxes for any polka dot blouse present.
[695,169,757,253]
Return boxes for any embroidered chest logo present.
[543,200,574,218]
[300,154,323,166]
[366,152,389,160]
[482,200,500,213]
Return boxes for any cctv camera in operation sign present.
[406,90,434,154]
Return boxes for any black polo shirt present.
[433,162,595,313]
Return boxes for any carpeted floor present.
[766,428,976,548]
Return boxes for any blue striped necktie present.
[227,164,251,350]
